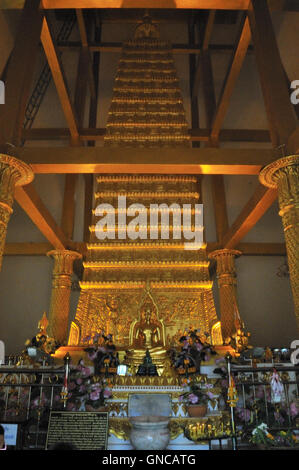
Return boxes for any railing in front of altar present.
[229,363,299,446]
[1,359,298,449]
[0,362,67,449]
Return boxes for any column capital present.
[0,154,34,208]
[209,249,242,279]
[209,248,242,260]
[47,249,82,276]
[0,154,34,271]
[259,154,299,189]
[0,153,34,187]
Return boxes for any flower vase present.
[187,404,207,417]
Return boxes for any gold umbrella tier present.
[83,261,209,268]
[79,280,213,290]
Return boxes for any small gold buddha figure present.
[134,305,163,350]
[125,293,168,374]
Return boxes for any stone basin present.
[129,415,170,450]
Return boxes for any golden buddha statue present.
[125,289,168,374]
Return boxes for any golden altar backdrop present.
[68,16,222,350]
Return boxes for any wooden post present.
[0,0,43,150]
[248,0,297,150]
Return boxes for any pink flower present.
[90,390,100,401]
[207,391,215,400]
[236,407,251,422]
[188,393,199,404]
[76,378,83,385]
[81,366,91,377]
[91,383,101,391]
[103,389,112,398]
[289,402,299,417]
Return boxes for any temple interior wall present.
[0,11,298,354]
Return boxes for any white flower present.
[252,423,268,435]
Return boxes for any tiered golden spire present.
[69,17,222,348]
[104,16,189,148]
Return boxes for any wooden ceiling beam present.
[60,173,78,241]
[192,10,216,101]
[57,42,255,55]
[17,146,275,175]
[42,1,251,9]
[4,243,53,256]
[193,11,230,246]
[14,184,69,250]
[196,12,230,245]
[236,242,286,256]
[0,0,43,149]
[248,0,297,150]
[210,14,251,141]
[1,0,296,8]
[41,16,79,139]
[22,127,271,143]
[4,241,286,257]
[84,15,101,243]
[76,9,96,100]
[60,14,94,241]
[222,184,278,249]
[220,1,298,250]
[188,15,200,147]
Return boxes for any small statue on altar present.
[171,327,216,376]
[136,349,158,376]
[226,326,252,354]
[134,13,159,39]
[84,332,119,376]
[30,313,59,354]
[19,313,59,365]
[125,290,168,371]
[264,346,273,363]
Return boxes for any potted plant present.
[179,381,215,417]
[275,430,299,448]
[249,423,276,449]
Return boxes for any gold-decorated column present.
[209,249,242,342]
[47,250,82,345]
[259,155,299,331]
[0,154,34,271]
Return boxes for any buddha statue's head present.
[144,306,153,323]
